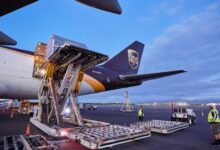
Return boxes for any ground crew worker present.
[208,104,220,145]
[138,105,144,121]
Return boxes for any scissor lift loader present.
[32,35,108,127]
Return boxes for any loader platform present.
[130,120,189,134]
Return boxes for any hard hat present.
[207,103,217,108]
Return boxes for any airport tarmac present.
[0,105,220,150]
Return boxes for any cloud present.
[139,1,220,100]
[79,1,220,103]
[206,1,220,11]
[137,0,184,23]
[153,0,184,16]
[136,16,153,23]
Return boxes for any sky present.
[1,0,220,103]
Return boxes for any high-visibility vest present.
[138,108,143,117]
[208,109,220,123]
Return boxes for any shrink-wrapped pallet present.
[46,34,87,60]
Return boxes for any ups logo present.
[128,49,139,69]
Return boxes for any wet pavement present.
[0,105,219,150]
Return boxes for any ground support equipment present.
[33,38,108,127]
[130,120,189,134]
[120,90,134,112]
[67,125,151,149]
[0,135,57,150]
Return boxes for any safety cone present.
[10,109,14,118]
[25,124,31,136]
[201,111,204,117]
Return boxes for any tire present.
[188,118,192,126]
[171,117,177,121]
[192,119,196,125]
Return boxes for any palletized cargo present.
[46,34,87,60]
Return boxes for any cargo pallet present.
[31,117,151,149]
[130,120,189,134]
[67,125,151,149]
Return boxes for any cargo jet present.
[0,40,185,99]
[0,0,185,100]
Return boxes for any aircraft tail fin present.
[102,41,144,75]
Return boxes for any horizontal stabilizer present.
[119,70,186,82]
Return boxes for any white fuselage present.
[0,47,105,99]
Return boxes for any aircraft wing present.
[119,70,186,82]
[76,0,122,14]
[0,0,121,17]
[0,0,38,17]
[0,31,17,45]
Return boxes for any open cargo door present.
[32,43,47,78]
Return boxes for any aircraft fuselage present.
[0,46,140,99]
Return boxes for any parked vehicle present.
[87,105,98,110]
[171,107,196,125]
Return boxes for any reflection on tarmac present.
[0,106,219,150]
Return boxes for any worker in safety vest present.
[208,103,220,145]
[138,105,144,121]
